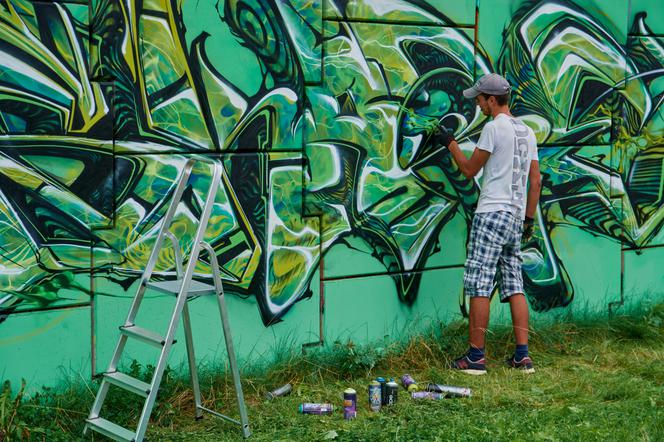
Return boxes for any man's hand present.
[432,125,455,148]
[523,216,535,242]
[434,124,490,179]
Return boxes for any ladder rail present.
[86,159,251,441]
[126,158,196,327]
[86,159,195,425]
[182,302,203,419]
[134,161,223,442]
[164,231,184,278]
[200,241,251,438]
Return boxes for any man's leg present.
[451,295,489,374]
[469,296,491,349]
[453,212,507,375]
[506,293,534,372]
[508,293,529,346]
[499,214,535,373]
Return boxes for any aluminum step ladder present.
[84,158,250,441]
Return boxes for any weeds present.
[0,379,44,441]
[3,303,664,441]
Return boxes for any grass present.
[2,303,664,441]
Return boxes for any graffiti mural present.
[0,0,662,346]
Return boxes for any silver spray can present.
[265,383,292,400]
[425,383,472,398]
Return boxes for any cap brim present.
[463,87,480,99]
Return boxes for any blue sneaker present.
[506,355,535,374]
[450,353,487,375]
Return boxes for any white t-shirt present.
[475,113,538,219]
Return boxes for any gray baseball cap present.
[463,73,511,98]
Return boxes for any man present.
[433,73,541,375]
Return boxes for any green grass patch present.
[2,303,663,441]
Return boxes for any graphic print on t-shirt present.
[509,118,530,206]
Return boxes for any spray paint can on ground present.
[265,383,292,400]
[299,403,334,415]
[401,374,419,392]
[385,379,398,405]
[368,380,381,412]
[411,391,445,400]
[343,388,357,420]
[376,377,387,405]
[425,383,472,398]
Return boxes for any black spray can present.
[385,379,398,405]
[376,377,387,405]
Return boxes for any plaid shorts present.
[463,210,524,301]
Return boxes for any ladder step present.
[147,279,216,297]
[104,372,151,397]
[86,417,136,442]
[120,324,170,348]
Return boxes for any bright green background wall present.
[1,0,663,391]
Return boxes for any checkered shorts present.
[463,210,524,301]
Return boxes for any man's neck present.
[491,106,512,118]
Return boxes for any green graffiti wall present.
[1,0,663,388]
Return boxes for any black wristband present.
[524,216,534,225]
